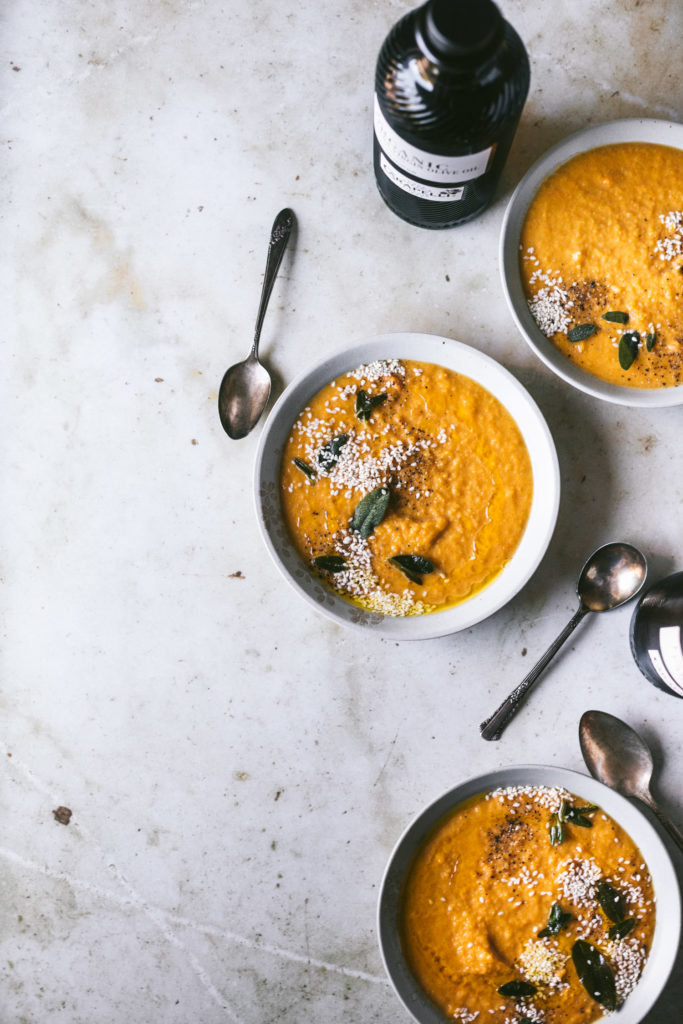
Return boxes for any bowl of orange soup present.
[254,333,559,639]
[500,119,683,406]
[378,765,680,1024]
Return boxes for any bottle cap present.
[420,0,503,61]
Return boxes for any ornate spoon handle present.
[480,605,589,741]
[645,796,683,854]
[252,208,294,356]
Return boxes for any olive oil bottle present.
[373,0,530,228]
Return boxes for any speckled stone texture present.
[1,1,682,1021]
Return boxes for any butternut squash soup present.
[401,785,655,1024]
[279,359,533,616]
[520,142,683,388]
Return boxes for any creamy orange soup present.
[402,786,655,1024]
[520,142,683,388]
[279,359,533,616]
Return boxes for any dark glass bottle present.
[373,0,530,229]
[630,572,683,699]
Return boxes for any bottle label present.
[649,625,683,694]
[374,95,493,183]
[379,154,465,202]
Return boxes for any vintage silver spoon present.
[580,709,683,853]
[480,542,647,741]
[218,207,294,439]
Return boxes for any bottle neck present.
[414,0,504,75]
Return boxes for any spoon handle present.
[480,605,589,741]
[646,797,683,854]
[252,208,295,355]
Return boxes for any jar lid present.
[420,0,503,61]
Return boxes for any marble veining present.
[2,0,682,1021]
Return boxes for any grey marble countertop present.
[2,1,682,1021]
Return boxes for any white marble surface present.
[2,1,682,1021]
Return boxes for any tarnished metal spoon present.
[218,208,294,439]
[480,542,647,741]
[580,709,683,853]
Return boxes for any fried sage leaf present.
[595,880,626,923]
[292,457,316,481]
[618,331,640,370]
[388,554,435,585]
[355,389,387,421]
[312,555,348,573]
[350,486,391,539]
[497,980,537,998]
[548,812,565,846]
[646,331,657,351]
[608,917,637,941]
[572,939,617,1011]
[563,803,598,828]
[318,433,349,471]
[538,901,573,938]
[601,311,629,324]
[568,323,597,342]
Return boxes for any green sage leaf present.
[355,389,387,421]
[618,331,640,370]
[568,323,597,342]
[559,801,597,827]
[548,812,565,846]
[318,433,349,471]
[388,554,435,585]
[572,939,617,1011]
[608,917,637,941]
[350,487,391,540]
[564,810,595,828]
[595,881,626,924]
[601,311,629,324]
[538,901,573,938]
[646,332,657,351]
[292,457,316,481]
[497,980,537,998]
[312,555,348,573]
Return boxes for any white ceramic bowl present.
[500,118,683,407]
[254,333,559,640]
[378,765,681,1024]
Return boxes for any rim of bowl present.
[377,764,681,1024]
[253,333,560,640]
[500,117,683,408]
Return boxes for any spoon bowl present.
[580,709,683,853]
[578,542,648,611]
[218,208,294,439]
[481,542,647,740]
[219,352,272,440]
